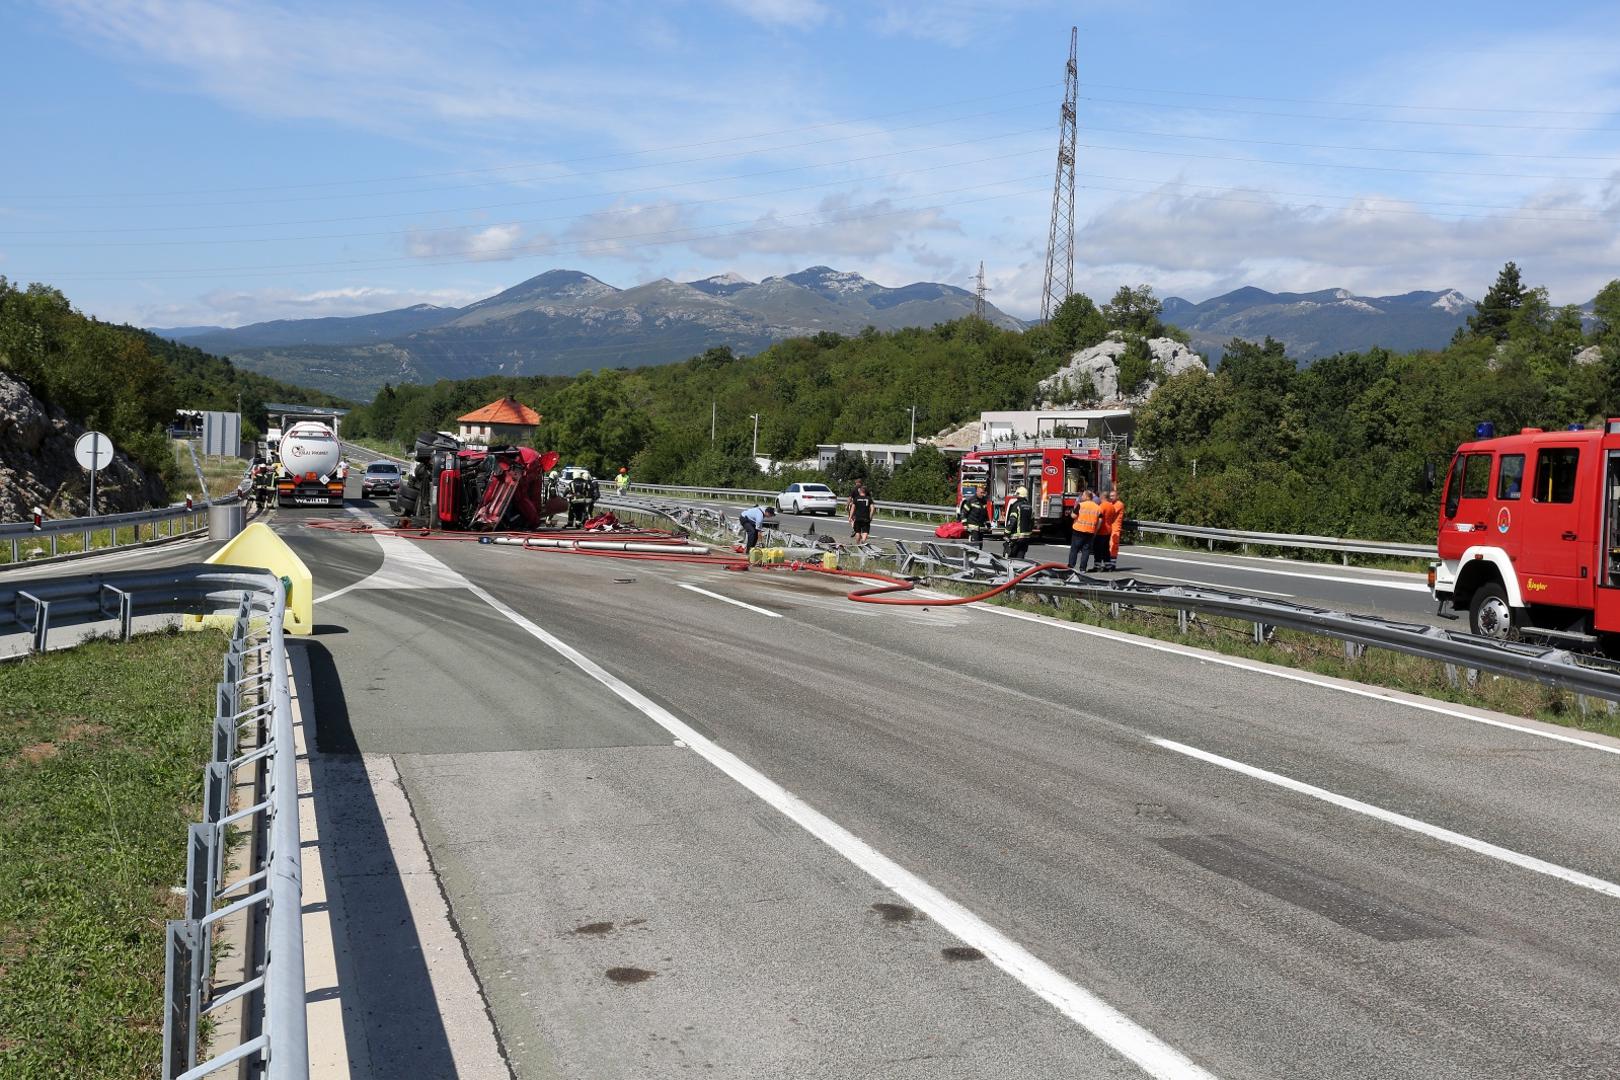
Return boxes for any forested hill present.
[347,264,1620,541]
[0,278,348,480]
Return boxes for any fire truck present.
[957,437,1117,536]
[1432,421,1620,651]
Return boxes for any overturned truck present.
[393,432,567,530]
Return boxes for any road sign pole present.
[89,443,98,515]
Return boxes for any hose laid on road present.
[302,518,1067,609]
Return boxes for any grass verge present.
[976,587,1620,740]
[0,627,227,1076]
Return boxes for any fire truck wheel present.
[1467,582,1515,640]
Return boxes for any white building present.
[816,442,916,470]
[977,409,1133,448]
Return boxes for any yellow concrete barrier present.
[184,522,314,635]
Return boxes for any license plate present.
[293,497,334,505]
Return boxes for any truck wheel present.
[1468,583,1515,640]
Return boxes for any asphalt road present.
[272,504,1620,1079]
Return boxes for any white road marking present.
[676,582,783,618]
[467,581,1216,1080]
[982,605,1620,758]
[1154,737,1620,901]
[1127,551,1430,592]
[314,508,465,603]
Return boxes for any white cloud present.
[1072,182,1620,304]
[560,201,697,260]
[688,191,960,257]
[716,0,830,29]
[406,223,537,262]
[137,283,486,327]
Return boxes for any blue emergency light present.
[1568,423,1585,431]
[1475,422,1495,439]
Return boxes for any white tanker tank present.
[275,421,347,507]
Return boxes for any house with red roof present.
[457,395,542,450]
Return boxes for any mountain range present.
[153,266,1022,399]
[1158,286,1478,363]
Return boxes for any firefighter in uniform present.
[1103,488,1125,571]
[1068,489,1104,573]
[1002,486,1035,561]
[567,473,592,527]
[587,474,601,519]
[958,486,990,549]
[252,463,273,511]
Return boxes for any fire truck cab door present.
[1520,444,1591,608]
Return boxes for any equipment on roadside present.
[1432,420,1620,652]
[274,421,346,508]
[394,431,564,530]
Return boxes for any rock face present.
[1037,333,1208,408]
[0,371,167,522]
[1574,345,1604,367]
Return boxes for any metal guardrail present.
[625,483,1436,562]
[888,540,1620,707]
[0,566,308,1079]
[1,503,213,565]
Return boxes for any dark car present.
[361,461,401,498]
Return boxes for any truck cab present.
[1432,422,1620,649]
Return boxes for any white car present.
[777,482,839,515]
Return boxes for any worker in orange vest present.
[1067,489,1104,573]
[1099,488,1125,571]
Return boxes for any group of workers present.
[1066,488,1125,573]
[553,466,631,527]
[956,483,1125,571]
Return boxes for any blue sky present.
[2,0,1618,328]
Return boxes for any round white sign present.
[74,431,114,473]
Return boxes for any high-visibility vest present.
[615,474,628,489]
[1072,500,1103,534]
[1100,499,1123,533]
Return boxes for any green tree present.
[1102,284,1165,337]
[1046,293,1109,356]
[1466,261,1526,342]
[1116,336,1153,396]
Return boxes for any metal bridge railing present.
[0,566,308,1080]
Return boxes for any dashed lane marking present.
[675,582,782,618]
[1155,737,1620,901]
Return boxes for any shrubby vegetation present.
[0,279,345,480]
[346,265,1620,538]
[1128,265,1620,541]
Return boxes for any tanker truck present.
[274,421,347,507]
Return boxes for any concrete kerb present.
[286,640,510,1080]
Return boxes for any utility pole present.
[711,400,716,443]
[1039,26,1079,324]
[973,262,989,322]
[906,404,917,445]
[750,413,760,460]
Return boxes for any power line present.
[5,101,1052,211]
[1079,81,1620,117]
[0,147,1050,248]
[32,182,1049,282]
[0,82,1060,201]
[1079,123,1620,163]
[1079,94,1620,134]
[1075,140,1615,182]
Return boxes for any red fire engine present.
[1432,421,1620,651]
[958,437,1117,535]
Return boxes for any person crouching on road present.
[1104,488,1125,571]
[958,486,990,549]
[738,504,775,565]
[1002,486,1035,561]
[1068,489,1103,573]
[849,480,875,544]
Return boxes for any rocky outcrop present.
[0,371,167,522]
[1037,333,1208,408]
[1574,345,1604,366]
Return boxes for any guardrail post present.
[1177,609,1189,634]
[162,919,201,1077]
[19,591,48,653]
